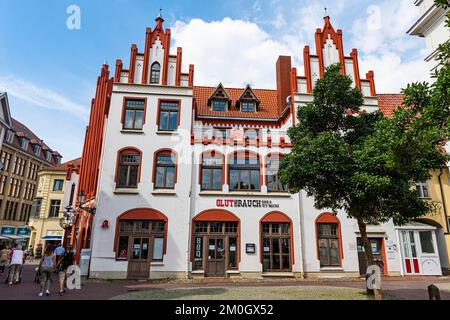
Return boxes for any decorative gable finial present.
[324,7,327,17]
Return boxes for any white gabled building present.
[408,0,450,73]
[75,15,443,280]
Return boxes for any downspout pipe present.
[438,168,449,234]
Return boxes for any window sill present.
[199,191,291,197]
[152,190,176,195]
[114,189,139,195]
[156,131,179,135]
[121,129,144,135]
[151,261,164,266]
[320,267,344,272]
[191,270,205,274]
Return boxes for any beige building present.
[29,158,81,256]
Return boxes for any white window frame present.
[415,181,430,199]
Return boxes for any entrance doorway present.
[127,237,152,279]
[262,223,292,272]
[357,238,385,275]
[116,219,166,280]
[207,237,226,277]
[192,220,239,277]
[398,228,442,276]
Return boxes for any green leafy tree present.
[280,58,449,266]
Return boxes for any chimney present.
[276,56,292,114]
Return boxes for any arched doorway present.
[114,208,168,279]
[192,209,240,277]
[260,211,294,273]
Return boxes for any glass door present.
[401,231,420,274]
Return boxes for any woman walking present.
[38,246,56,297]
[0,245,9,275]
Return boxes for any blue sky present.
[0,0,429,161]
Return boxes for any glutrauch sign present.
[216,199,280,209]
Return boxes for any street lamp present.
[78,190,96,216]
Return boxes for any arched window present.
[229,151,261,191]
[200,151,224,191]
[316,213,343,267]
[153,150,177,190]
[266,154,287,192]
[117,148,141,189]
[150,62,161,84]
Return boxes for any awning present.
[4,235,23,240]
[0,236,8,240]
[41,236,63,240]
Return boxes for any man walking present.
[8,243,24,285]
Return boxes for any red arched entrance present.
[114,208,168,279]
[260,211,294,272]
[192,209,240,277]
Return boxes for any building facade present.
[73,15,444,280]
[408,0,450,73]
[0,117,61,248]
[0,93,12,156]
[28,158,81,257]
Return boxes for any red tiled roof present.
[7,118,60,165]
[45,157,81,172]
[377,94,404,117]
[193,86,284,120]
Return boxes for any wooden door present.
[357,238,385,275]
[127,237,151,279]
[206,237,225,277]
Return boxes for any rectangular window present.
[212,101,227,112]
[48,200,61,218]
[117,236,129,260]
[21,138,29,150]
[201,156,223,191]
[415,182,430,198]
[0,175,6,195]
[419,231,435,254]
[241,101,255,113]
[123,99,145,130]
[158,101,179,131]
[244,129,260,141]
[53,179,64,191]
[213,128,228,141]
[229,156,260,191]
[5,130,14,143]
[153,237,164,261]
[31,198,42,217]
[262,223,291,272]
[117,153,140,189]
[155,154,175,189]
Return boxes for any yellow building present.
[28,158,81,257]
[415,168,450,270]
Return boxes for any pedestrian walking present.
[0,245,10,275]
[57,246,75,296]
[26,245,34,262]
[38,246,56,297]
[7,243,24,285]
[53,243,65,273]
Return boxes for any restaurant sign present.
[216,199,280,209]
[1,226,16,236]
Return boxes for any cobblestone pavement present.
[1,264,450,300]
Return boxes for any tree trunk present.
[356,217,375,269]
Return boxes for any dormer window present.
[237,85,260,113]
[241,101,255,113]
[150,62,161,84]
[5,130,14,143]
[45,151,52,162]
[212,101,227,112]
[33,145,41,157]
[21,138,29,150]
[208,84,231,112]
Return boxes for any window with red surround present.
[122,98,147,130]
[153,149,178,190]
[199,151,224,191]
[115,148,142,189]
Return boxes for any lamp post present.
[78,191,96,216]
[59,206,75,248]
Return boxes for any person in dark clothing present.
[57,246,75,296]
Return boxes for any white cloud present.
[350,0,430,92]
[0,76,89,121]
[172,18,296,88]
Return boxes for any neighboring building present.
[378,94,450,275]
[0,93,13,157]
[408,0,450,73]
[0,117,61,248]
[28,158,81,256]
[72,15,442,280]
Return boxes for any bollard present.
[428,285,441,300]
